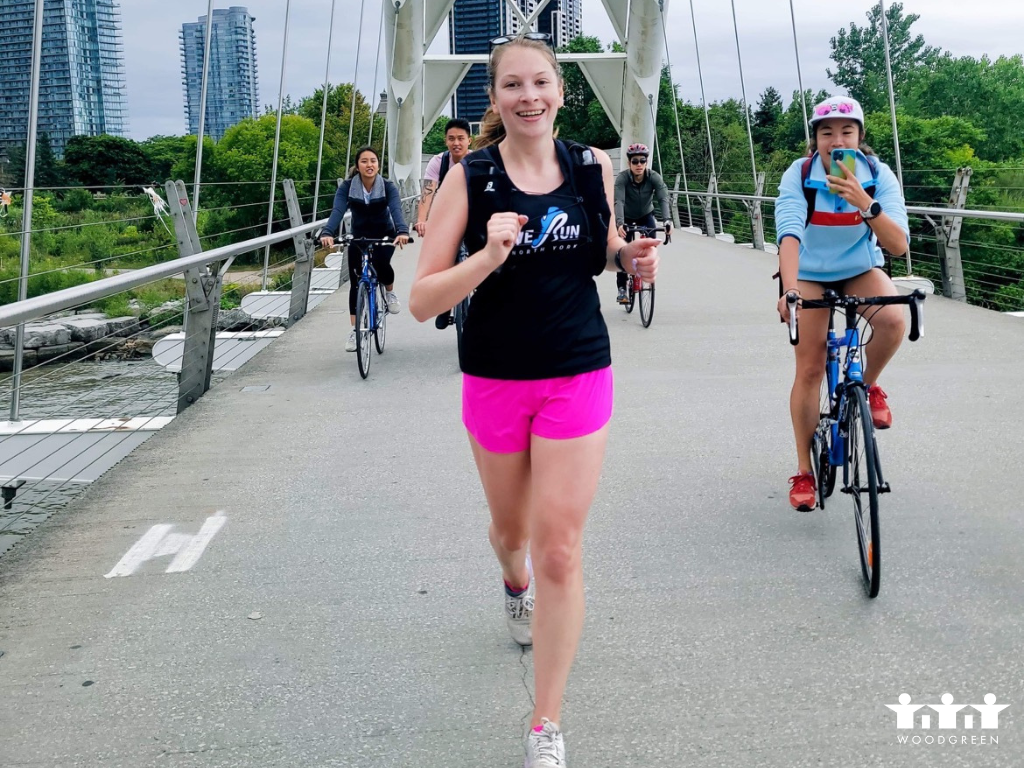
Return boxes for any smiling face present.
[445,128,471,161]
[357,150,379,181]
[814,118,863,154]
[488,43,563,141]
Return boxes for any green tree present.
[905,54,1024,161]
[423,116,448,155]
[202,114,321,253]
[752,87,784,156]
[64,135,151,188]
[141,135,194,183]
[556,36,616,148]
[296,83,382,180]
[5,133,64,190]
[828,2,939,114]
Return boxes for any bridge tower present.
[383,0,668,192]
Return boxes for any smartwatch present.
[614,249,627,273]
[861,201,882,220]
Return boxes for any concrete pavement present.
[1,233,1022,767]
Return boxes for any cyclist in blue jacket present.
[774,96,910,511]
[320,146,410,352]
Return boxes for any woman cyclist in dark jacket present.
[319,146,410,351]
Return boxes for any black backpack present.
[462,140,611,276]
[438,151,451,185]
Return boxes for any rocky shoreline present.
[0,302,285,372]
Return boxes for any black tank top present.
[460,150,611,380]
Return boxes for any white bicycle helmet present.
[809,96,865,130]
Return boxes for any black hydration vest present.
[463,139,611,276]
[458,140,613,380]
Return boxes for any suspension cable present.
[788,0,810,147]
[367,0,386,148]
[312,0,339,221]
[730,0,758,190]
[687,0,722,233]
[261,0,293,290]
[659,6,693,226]
[344,0,369,175]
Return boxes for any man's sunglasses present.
[489,32,554,53]
[630,157,647,165]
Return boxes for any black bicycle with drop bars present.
[621,224,664,328]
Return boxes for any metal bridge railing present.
[666,171,1024,313]
[0,181,428,549]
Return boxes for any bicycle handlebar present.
[786,288,926,345]
[623,225,666,237]
[340,234,414,246]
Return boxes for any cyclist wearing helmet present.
[774,95,911,511]
[614,143,672,303]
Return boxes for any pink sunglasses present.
[815,102,854,116]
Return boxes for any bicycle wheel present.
[811,427,835,508]
[816,378,837,505]
[639,282,655,327]
[625,278,636,313]
[355,283,372,379]
[847,386,881,597]
[374,284,387,354]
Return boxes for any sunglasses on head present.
[815,102,854,116]
[489,32,554,53]
[630,157,647,165]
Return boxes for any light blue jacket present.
[774,151,910,282]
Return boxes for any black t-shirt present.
[460,150,611,380]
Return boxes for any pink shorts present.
[462,367,614,454]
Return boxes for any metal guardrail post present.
[750,171,766,251]
[935,168,971,302]
[701,176,718,237]
[167,181,221,413]
[283,179,314,325]
[671,174,682,229]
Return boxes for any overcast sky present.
[123,0,1024,140]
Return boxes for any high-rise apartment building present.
[0,0,129,157]
[180,6,259,141]
[449,0,582,125]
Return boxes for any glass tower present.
[180,6,259,141]
[449,0,582,125]
[0,0,129,157]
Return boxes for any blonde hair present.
[473,37,562,150]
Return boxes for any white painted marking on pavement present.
[166,512,227,573]
[104,524,173,578]
[104,511,227,577]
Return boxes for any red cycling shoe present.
[867,384,892,430]
[789,471,816,512]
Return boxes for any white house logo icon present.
[886,693,1009,745]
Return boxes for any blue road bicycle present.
[342,235,411,379]
[786,288,925,597]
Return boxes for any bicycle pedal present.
[878,483,891,494]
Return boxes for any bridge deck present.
[1,234,1021,767]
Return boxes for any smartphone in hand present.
[829,148,857,193]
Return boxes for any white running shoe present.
[345,330,357,352]
[524,718,566,767]
[505,557,534,647]
[386,291,400,314]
